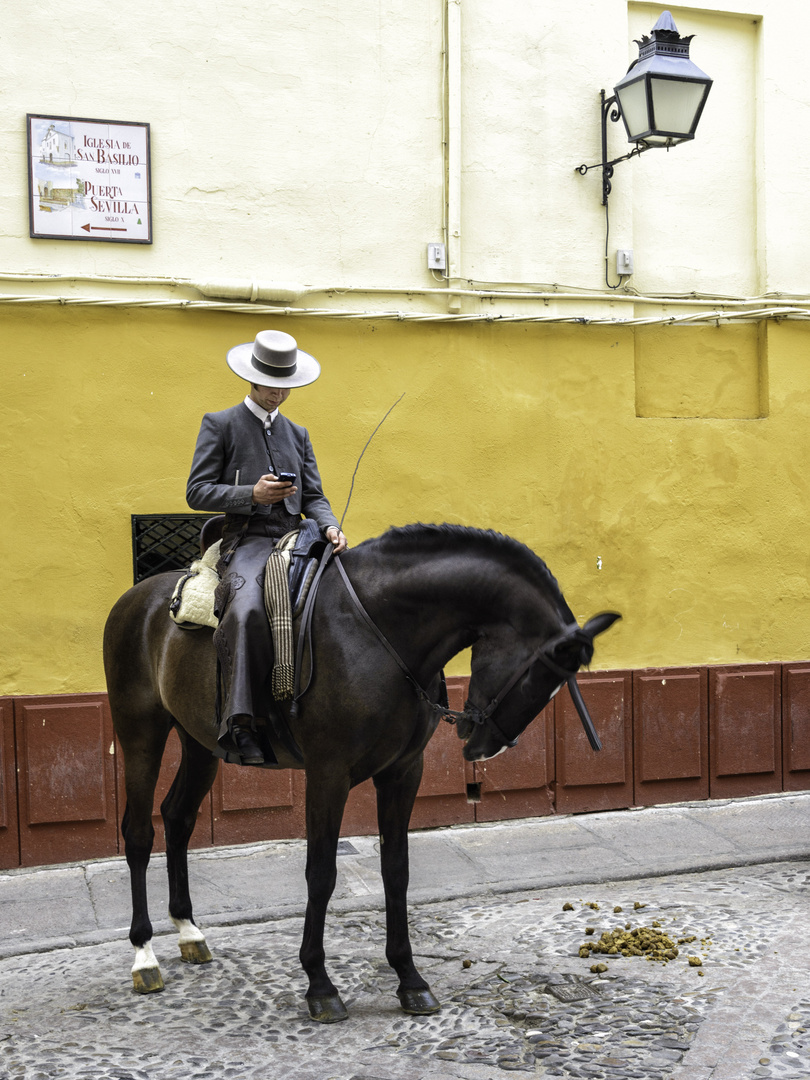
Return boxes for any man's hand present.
[252,474,298,505]
[325,527,348,553]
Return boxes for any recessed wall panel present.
[783,664,810,790]
[555,673,633,814]
[16,695,118,866]
[634,668,708,805]
[710,665,781,798]
[0,699,19,869]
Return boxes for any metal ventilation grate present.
[131,514,217,583]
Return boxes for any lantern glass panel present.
[650,77,707,137]
[615,78,649,140]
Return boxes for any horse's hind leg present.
[299,772,351,1023]
[161,728,219,965]
[375,756,441,1015]
[118,711,173,994]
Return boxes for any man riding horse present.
[186,329,348,766]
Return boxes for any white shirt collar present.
[244,395,279,425]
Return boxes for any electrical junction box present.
[427,242,446,271]
[616,249,634,276]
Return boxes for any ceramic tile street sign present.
[27,114,152,244]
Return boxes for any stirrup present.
[229,721,264,765]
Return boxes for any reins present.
[331,558,603,753]
[289,541,337,721]
[332,554,464,706]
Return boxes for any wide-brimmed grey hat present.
[226,330,321,388]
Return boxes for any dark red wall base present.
[2,661,807,869]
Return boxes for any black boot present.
[230,719,264,765]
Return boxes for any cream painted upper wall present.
[1,0,808,296]
[0,0,443,286]
[628,4,758,296]
[461,0,630,289]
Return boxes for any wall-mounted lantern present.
[577,11,712,206]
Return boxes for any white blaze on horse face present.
[468,741,510,762]
[132,941,159,975]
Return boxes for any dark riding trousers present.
[186,402,340,735]
[212,511,300,731]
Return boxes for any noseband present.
[333,559,602,753]
[454,626,602,752]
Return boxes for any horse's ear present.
[582,612,622,640]
[549,612,621,673]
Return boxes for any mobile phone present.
[277,472,296,485]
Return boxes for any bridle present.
[331,558,603,753]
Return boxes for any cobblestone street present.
[2,858,809,1080]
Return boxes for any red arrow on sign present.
[80,223,127,233]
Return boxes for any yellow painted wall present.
[2,308,809,695]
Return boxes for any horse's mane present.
[359,523,569,610]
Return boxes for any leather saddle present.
[200,515,326,617]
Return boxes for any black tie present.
[263,417,275,473]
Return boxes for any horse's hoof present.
[132,966,165,994]
[397,987,441,1015]
[132,943,164,994]
[179,940,213,964]
[307,994,349,1023]
[172,918,213,965]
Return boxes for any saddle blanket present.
[168,540,223,630]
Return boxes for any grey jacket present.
[186,402,340,532]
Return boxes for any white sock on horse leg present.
[132,941,159,973]
[131,941,165,993]
[171,917,206,945]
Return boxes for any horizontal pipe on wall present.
[2,271,810,309]
[0,290,809,327]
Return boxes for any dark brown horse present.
[103,523,619,1022]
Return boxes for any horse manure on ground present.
[578,925,681,964]
[559,897,712,979]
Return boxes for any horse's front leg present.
[299,772,351,1023]
[375,755,441,1015]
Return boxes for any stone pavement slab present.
[1,791,809,959]
[0,865,99,953]
[688,794,810,858]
